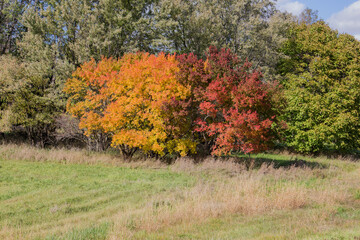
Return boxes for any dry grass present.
[109,163,352,239]
[0,143,166,169]
[170,156,246,175]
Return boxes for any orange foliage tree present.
[102,52,196,158]
[64,57,122,151]
[65,53,196,158]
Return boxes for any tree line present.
[0,0,359,158]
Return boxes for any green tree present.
[0,0,29,55]
[153,0,292,79]
[0,55,24,132]
[279,21,360,153]
[0,34,63,146]
[20,0,156,64]
[298,8,320,25]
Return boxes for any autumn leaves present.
[65,47,278,157]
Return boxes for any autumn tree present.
[194,47,278,155]
[65,57,122,151]
[279,21,360,153]
[101,53,195,158]
[163,47,279,156]
[158,52,212,156]
[65,53,196,157]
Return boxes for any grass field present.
[1,144,360,239]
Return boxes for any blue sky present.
[276,0,360,39]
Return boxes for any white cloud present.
[328,1,360,40]
[276,0,306,16]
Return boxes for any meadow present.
[1,144,360,239]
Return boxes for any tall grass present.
[0,143,166,168]
[109,162,352,238]
[0,143,359,239]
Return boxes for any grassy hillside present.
[1,144,360,239]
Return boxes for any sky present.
[276,0,360,40]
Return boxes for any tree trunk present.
[120,144,137,160]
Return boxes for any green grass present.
[45,223,110,240]
[0,157,194,239]
[1,145,360,239]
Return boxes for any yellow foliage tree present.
[65,52,196,157]
[102,52,195,157]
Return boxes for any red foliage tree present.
[195,46,277,155]
[160,53,211,155]
[164,47,278,156]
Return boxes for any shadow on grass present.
[231,155,327,170]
